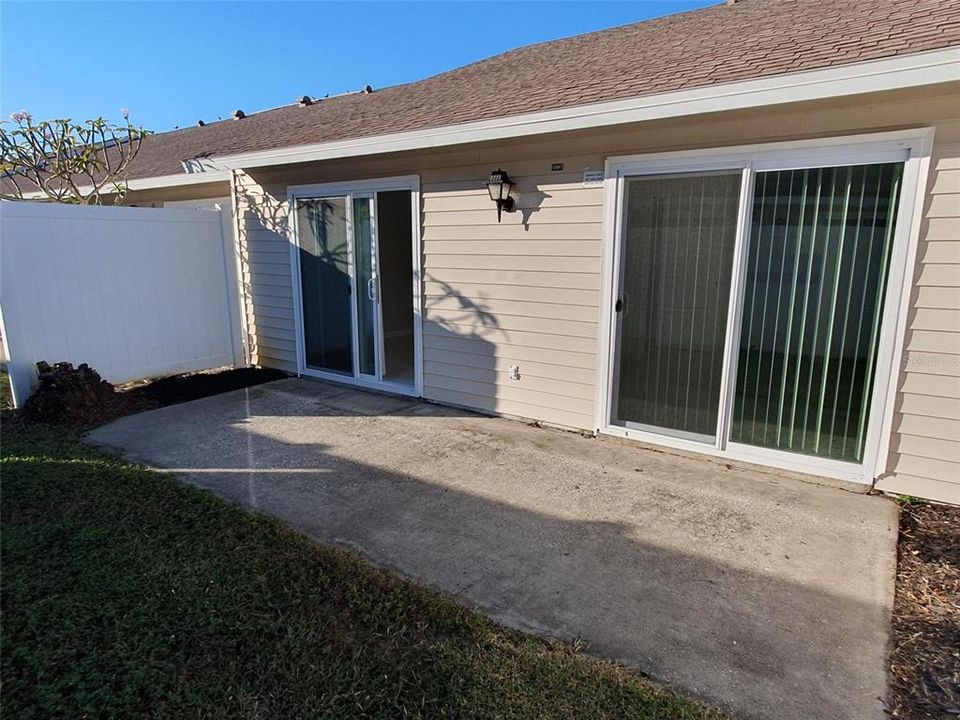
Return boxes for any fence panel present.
[0,201,244,406]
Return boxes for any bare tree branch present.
[1,112,150,204]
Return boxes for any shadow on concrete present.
[87,379,897,720]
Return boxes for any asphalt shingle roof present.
[20,0,960,181]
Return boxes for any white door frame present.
[348,191,385,383]
[288,175,423,397]
[596,128,934,484]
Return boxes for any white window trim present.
[287,175,423,398]
[595,128,934,484]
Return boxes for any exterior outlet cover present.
[509,365,521,381]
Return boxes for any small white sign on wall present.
[582,170,605,187]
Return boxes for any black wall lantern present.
[486,168,516,222]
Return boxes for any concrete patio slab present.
[87,378,898,720]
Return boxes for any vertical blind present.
[615,172,741,437]
[731,162,903,462]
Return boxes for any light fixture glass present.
[485,168,515,221]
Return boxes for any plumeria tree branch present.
[0,109,150,204]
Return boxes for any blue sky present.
[1,1,715,133]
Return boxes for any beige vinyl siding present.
[877,128,960,504]
[420,170,604,429]
[218,83,960,500]
[421,161,603,429]
[232,158,609,430]
[233,173,298,372]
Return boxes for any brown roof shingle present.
[28,0,960,181]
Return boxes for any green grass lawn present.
[1,422,723,720]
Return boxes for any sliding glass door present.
[613,172,740,440]
[731,163,902,462]
[607,140,914,477]
[293,183,418,391]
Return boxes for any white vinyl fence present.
[0,201,245,406]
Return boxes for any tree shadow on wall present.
[236,180,506,402]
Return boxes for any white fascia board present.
[215,46,960,170]
[16,169,232,200]
[125,170,232,190]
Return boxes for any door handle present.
[367,277,377,301]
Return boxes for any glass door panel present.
[731,162,903,462]
[352,196,377,377]
[613,172,741,439]
[296,197,352,374]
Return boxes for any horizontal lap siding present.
[232,163,607,430]
[420,171,603,430]
[234,172,298,372]
[233,116,960,472]
[879,134,960,505]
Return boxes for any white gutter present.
[126,170,232,189]
[214,46,960,170]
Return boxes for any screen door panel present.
[614,172,741,438]
[731,162,903,462]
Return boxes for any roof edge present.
[127,170,232,190]
[16,169,231,201]
[216,46,959,171]
[18,45,958,198]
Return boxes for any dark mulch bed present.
[888,501,960,719]
[11,364,287,431]
[126,366,287,407]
